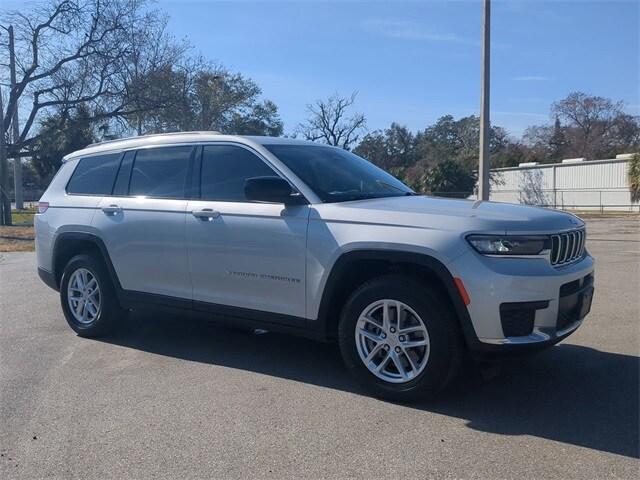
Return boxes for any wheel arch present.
[51,232,122,294]
[317,250,478,347]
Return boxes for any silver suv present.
[35,132,595,401]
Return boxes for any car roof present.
[62,132,320,161]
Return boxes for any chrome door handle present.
[192,208,220,221]
[102,204,122,215]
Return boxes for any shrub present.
[630,153,640,203]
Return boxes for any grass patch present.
[0,226,35,252]
[12,209,36,226]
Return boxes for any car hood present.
[311,195,584,234]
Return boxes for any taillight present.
[37,202,49,213]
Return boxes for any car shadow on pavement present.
[100,310,639,460]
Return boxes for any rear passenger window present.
[129,146,193,199]
[201,145,276,202]
[66,153,122,195]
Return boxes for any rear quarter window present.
[66,153,122,195]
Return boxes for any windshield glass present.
[264,144,414,203]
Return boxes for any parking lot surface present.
[1,216,638,479]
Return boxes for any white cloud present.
[362,19,476,45]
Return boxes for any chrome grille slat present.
[551,235,560,264]
[551,229,585,267]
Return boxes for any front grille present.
[550,229,585,266]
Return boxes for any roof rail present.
[86,131,221,148]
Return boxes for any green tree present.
[30,106,96,186]
[549,116,567,160]
[415,115,511,169]
[422,160,476,198]
[134,65,283,136]
[354,123,415,171]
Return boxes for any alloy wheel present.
[355,299,430,383]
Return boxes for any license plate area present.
[557,274,594,331]
[578,287,594,319]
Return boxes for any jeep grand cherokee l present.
[35,132,595,401]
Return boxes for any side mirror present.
[244,176,305,204]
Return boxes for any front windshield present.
[264,144,414,203]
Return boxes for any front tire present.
[60,254,124,337]
[338,275,462,402]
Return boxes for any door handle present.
[102,204,122,215]
[192,208,220,221]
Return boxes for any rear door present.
[92,145,196,299]
[186,143,309,318]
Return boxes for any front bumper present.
[447,248,595,355]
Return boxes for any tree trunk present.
[0,95,13,226]
[9,25,23,210]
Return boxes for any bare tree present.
[298,92,366,150]
[552,91,625,159]
[0,0,185,222]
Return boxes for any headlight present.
[466,235,550,256]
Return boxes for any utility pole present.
[8,25,23,210]
[0,90,12,225]
[478,0,491,201]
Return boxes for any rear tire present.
[60,253,125,337]
[338,275,462,402]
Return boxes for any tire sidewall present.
[339,275,459,401]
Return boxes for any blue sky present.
[155,0,639,138]
[8,0,640,138]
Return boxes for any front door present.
[186,144,309,318]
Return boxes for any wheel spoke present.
[86,277,97,291]
[382,301,391,331]
[401,346,419,373]
[86,301,97,318]
[365,343,385,363]
[395,301,404,327]
[361,315,382,329]
[402,339,428,348]
[75,299,84,316]
[375,352,391,372]
[390,351,408,379]
[399,325,424,335]
[359,327,383,344]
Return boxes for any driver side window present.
[200,145,277,202]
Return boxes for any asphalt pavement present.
[1,216,638,479]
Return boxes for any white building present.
[486,156,638,212]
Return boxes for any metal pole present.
[9,25,23,210]
[552,165,557,209]
[478,0,491,201]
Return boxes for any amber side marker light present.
[454,277,471,306]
